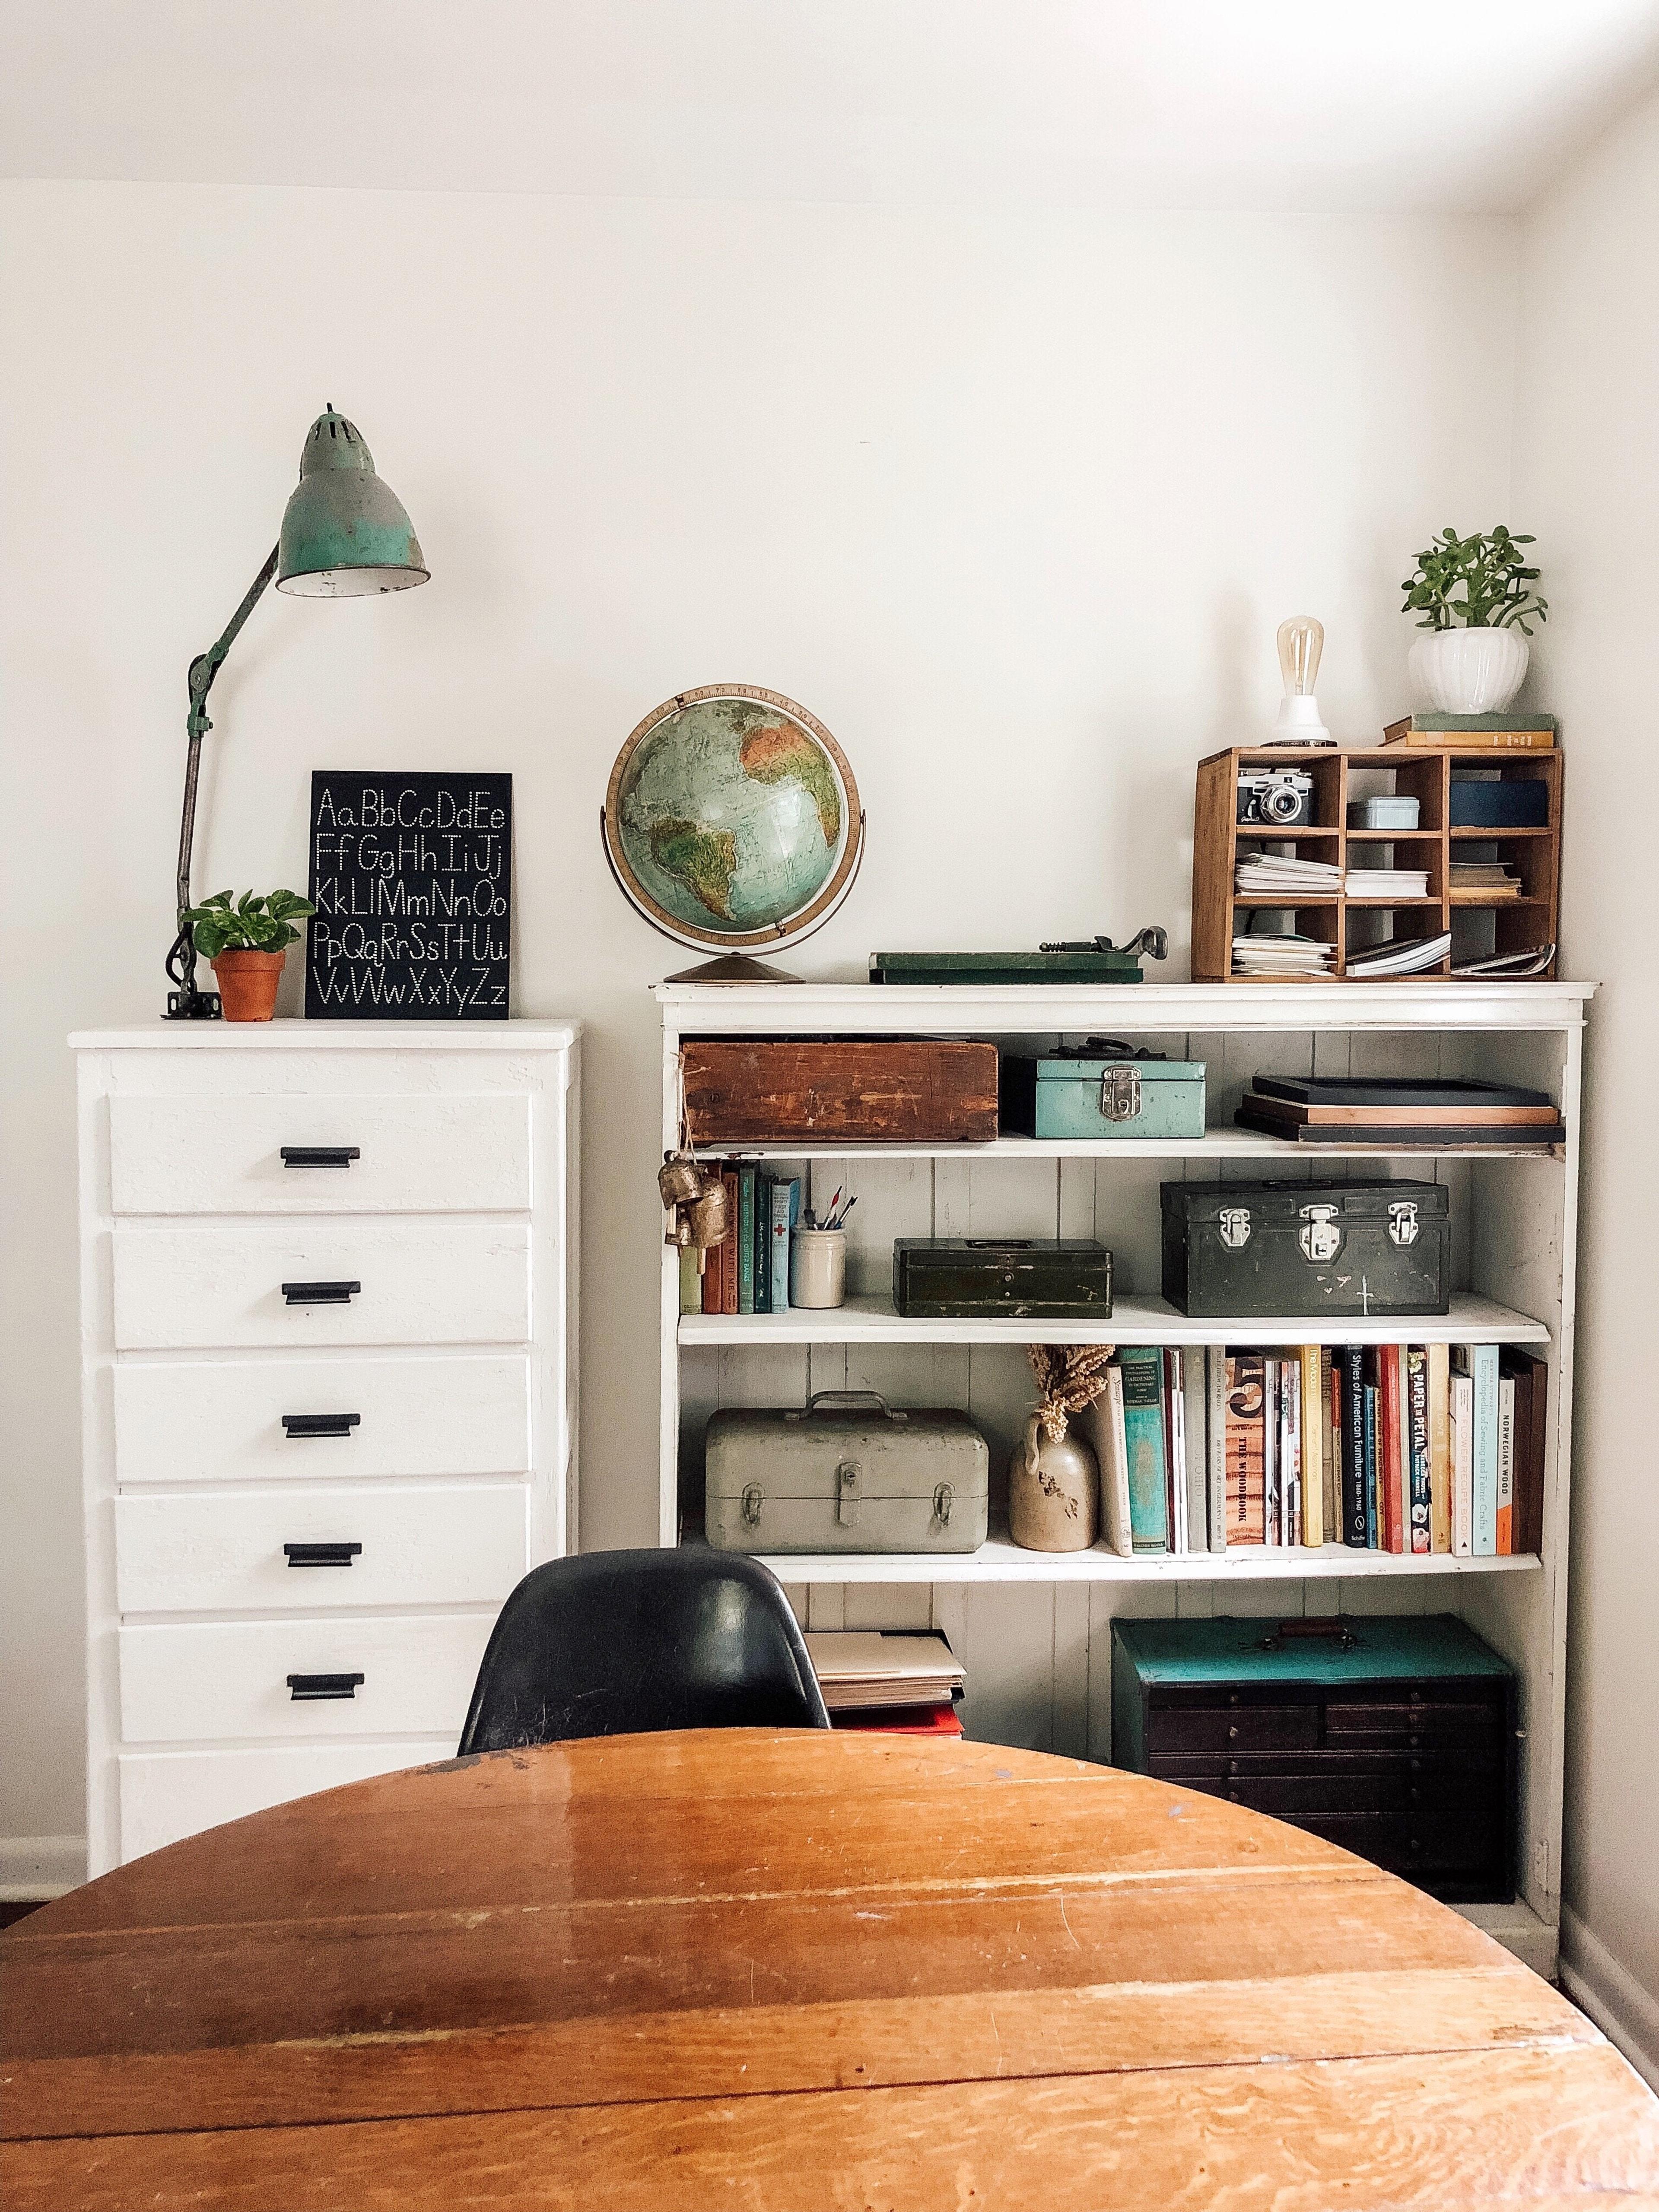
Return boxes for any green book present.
[753,1173,771,1313]
[737,1168,756,1316]
[678,1243,700,1316]
[1119,1346,1169,1552]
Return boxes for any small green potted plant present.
[1401,525,1547,714]
[183,889,317,1022]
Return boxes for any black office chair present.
[458,1547,830,1753]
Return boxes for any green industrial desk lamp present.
[165,406,429,1017]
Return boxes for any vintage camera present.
[1236,769,1314,827]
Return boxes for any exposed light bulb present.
[1271,616,1333,745]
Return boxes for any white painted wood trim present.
[0,1834,87,1901]
[69,1021,579,1050]
[1561,1904,1659,2094]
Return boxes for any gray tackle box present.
[705,1389,989,1555]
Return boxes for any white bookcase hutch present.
[658,979,1591,1976]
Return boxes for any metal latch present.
[1099,1064,1142,1122]
[836,1461,860,1526]
[1299,1202,1343,1263]
[741,1484,764,1528]
[1218,1205,1251,1251]
[1389,1199,1421,1247]
[933,1481,954,1526]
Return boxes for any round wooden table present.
[4,1732,1657,2209]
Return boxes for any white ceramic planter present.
[1409,626,1529,714]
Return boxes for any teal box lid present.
[1112,1613,1511,1686]
[1036,1052,1205,1082]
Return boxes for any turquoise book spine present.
[1119,1346,1169,1552]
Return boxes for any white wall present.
[1515,94,1659,2085]
[0,180,1519,1861]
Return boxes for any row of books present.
[680,1167,802,1315]
[1082,1342,1546,1558]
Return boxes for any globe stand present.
[663,953,804,985]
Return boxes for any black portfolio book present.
[1252,1074,1553,1110]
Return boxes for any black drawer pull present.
[281,1146,361,1170]
[281,1280,361,1306]
[283,1542,362,1568]
[287,1671,365,1701]
[282,1412,362,1440]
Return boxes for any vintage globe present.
[603,686,863,968]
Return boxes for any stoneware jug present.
[1008,1420,1098,1552]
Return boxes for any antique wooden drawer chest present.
[1110,1614,1516,1902]
[73,1021,579,1873]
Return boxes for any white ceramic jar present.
[1409,626,1529,714]
[789,1228,847,1309]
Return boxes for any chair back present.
[458,1547,830,1752]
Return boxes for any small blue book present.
[1119,1346,1169,1552]
[768,1179,798,1313]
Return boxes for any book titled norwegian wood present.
[1223,1352,1266,1546]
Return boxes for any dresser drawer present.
[108,1093,532,1215]
[118,1740,451,1860]
[113,1354,533,1484]
[115,1484,529,1613]
[118,1614,493,1743]
[111,1221,531,1348]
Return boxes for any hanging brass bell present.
[685,1183,731,1247]
[658,1152,704,1208]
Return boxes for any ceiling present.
[4,0,1657,212]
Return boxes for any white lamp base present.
[1271,694,1333,746]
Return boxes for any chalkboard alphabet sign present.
[305,771,512,1019]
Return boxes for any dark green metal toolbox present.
[870,949,1144,986]
[1111,1614,1516,1902]
[1000,1041,1206,1140]
[892,1237,1113,1319]
[1160,1177,1450,1318]
[705,1390,989,1554]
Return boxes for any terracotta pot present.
[210,947,287,1022]
[1008,1420,1098,1553]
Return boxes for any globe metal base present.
[662,953,804,985]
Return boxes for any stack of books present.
[1234,853,1340,897]
[1344,865,1430,899]
[1082,1343,1545,1559]
[1234,1074,1564,1147]
[1231,931,1335,978]
[1451,943,1555,978]
[1450,859,1523,897]
[1383,712,1555,750]
[1344,928,1452,976]
[804,1632,966,1736]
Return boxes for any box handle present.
[1259,1618,1358,1651]
[281,1281,362,1306]
[797,1390,909,1424]
[280,1146,361,1170]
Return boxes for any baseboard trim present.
[1560,1903,1659,2094]
[0,1834,86,1902]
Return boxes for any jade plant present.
[183,888,317,958]
[1401,526,1548,634]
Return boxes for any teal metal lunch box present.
[999,1042,1207,1141]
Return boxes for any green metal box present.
[1000,1044,1207,1140]
[892,1237,1113,1319]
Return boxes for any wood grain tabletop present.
[3,1730,1657,2209]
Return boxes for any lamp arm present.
[165,543,280,1015]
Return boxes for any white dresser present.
[71,1020,579,1874]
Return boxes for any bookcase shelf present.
[1192,745,1563,981]
[680,1289,1551,1350]
[657,979,1590,1978]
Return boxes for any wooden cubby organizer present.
[657,979,1590,1979]
[1192,745,1562,981]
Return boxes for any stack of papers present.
[1344,868,1430,898]
[804,1631,966,1713]
[1450,861,1523,897]
[1344,929,1452,976]
[1235,853,1341,896]
[1231,932,1335,977]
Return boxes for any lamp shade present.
[276,407,429,598]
